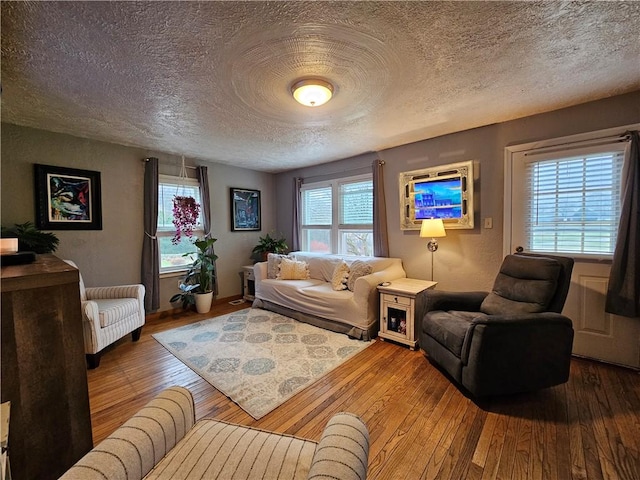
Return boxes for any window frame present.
[157,174,204,275]
[504,125,638,260]
[300,173,373,255]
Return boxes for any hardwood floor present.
[87,302,640,480]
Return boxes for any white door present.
[505,128,640,369]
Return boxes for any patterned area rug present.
[153,308,373,419]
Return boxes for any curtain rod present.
[524,132,631,157]
[142,158,198,169]
[302,165,371,183]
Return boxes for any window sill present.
[160,269,188,279]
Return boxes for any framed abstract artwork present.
[34,164,103,230]
[230,187,261,231]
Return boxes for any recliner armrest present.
[417,290,488,322]
[461,312,574,375]
[471,311,573,328]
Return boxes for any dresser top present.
[1,254,78,292]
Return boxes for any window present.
[300,174,373,255]
[158,174,203,273]
[522,144,626,256]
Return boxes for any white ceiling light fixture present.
[291,78,334,107]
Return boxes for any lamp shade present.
[291,79,333,107]
[0,238,19,254]
[420,219,446,238]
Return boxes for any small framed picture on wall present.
[34,164,103,230]
[230,187,261,231]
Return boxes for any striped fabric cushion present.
[60,387,195,480]
[94,298,140,327]
[145,419,318,480]
[307,413,369,480]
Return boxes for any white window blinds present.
[339,180,373,226]
[301,185,332,225]
[524,147,625,256]
[300,174,373,255]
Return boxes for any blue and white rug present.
[153,308,373,419]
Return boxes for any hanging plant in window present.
[172,196,200,244]
[171,156,201,245]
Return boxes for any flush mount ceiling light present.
[291,79,334,107]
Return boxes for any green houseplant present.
[1,221,60,253]
[251,233,288,262]
[170,237,218,312]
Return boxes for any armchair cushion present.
[480,255,561,315]
[94,298,143,328]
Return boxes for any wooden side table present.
[378,278,437,350]
[242,265,255,301]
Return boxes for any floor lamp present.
[420,219,446,281]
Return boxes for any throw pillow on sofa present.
[331,261,349,291]
[277,258,310,280]
[347,260,373,291]
[267,253,289,279]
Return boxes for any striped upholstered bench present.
[60,386,369,480]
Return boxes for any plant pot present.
[194,291,213,314]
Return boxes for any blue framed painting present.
[230,187,261,231]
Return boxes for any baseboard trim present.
[149,294,245,321]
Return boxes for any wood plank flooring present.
[87,302,640,480]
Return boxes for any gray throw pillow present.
[267,253,289,279]
[347,260,373,291]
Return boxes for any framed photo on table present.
[34,164,102,230]
[230,187,261,231]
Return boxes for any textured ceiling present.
[2,1,639,173]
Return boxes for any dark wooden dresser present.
[1,254,92,480]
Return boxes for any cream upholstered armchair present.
[64,260,145,368]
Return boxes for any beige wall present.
[0,124,275,311]
[276,91,640,292]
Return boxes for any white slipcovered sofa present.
[253,251,406,340]
[61,386,370,480]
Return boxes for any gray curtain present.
[606,131,639,318]
[292,177,302,251]
[197,166,218,296]
[373,158,389,257]
[142,157,160,312]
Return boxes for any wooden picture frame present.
[34,164,103,230]
[230,187,261,231]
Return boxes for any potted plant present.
[1,221,60,253]
[170,237,218,313]
[251,232,288,262]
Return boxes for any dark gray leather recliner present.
[418,253,574,397]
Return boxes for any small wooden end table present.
[378,278,437,350]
